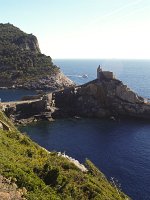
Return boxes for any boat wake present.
[67,74,88,78]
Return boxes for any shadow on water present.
[0,89,36,102]
[3,59,150,199]
[19,117,150,200]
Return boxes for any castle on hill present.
[97,65,115,80]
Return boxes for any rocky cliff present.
[52,71,150,119]
[2,70,150,123]
[0,23,74,90]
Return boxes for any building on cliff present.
[97,65,115,80]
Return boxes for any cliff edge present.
[0,23,74,90]
[52,69,150,119]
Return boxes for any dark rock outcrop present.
[51,70,150,120]
[2,70,150,123]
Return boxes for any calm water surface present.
[19,118,150,200]
[0,89,36,102]
[54,59,150,98]
[1,59,150,200]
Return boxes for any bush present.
[0,111,130,200]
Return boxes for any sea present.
[1,59,150,200]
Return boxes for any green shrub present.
[0,23,59,87]
[0,111,130,199]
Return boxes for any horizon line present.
[53,58,150,60]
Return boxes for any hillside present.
[0,111,130,199]
[0,23,73,90]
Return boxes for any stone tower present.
[97,65,102,79]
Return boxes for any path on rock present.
[1,99,42,106]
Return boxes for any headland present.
[2,67,150,124]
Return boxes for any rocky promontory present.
[52,69,150,119]
[2,68,150,124]
[0,23,74,90]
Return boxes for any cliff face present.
[13,34,41,53]
[3,71,150,123]
[0,23,40,53]
[51,71,150,119]
[0,23,74,90]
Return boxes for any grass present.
[0,111,130,199]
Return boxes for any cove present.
[19,117,150,200]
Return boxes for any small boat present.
[82,74,88,78]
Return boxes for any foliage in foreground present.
[0,111,130,199]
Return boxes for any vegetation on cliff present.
[0,23,72,89]
[0,111,130,199]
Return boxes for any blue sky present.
[1,0,150,58]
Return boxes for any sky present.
[0,0,150,59]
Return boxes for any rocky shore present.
[0,110,129,199]
[0,70,74,91]
[51,69,150,120]
[2,69,150,124]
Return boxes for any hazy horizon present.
[53,58,150,60]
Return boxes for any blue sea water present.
[54,59,150,99]
[0,89,36,102]
[1,59,150,200]
[19,118,150,200]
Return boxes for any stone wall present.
[3,98,47,124]
[102,71,115,79]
